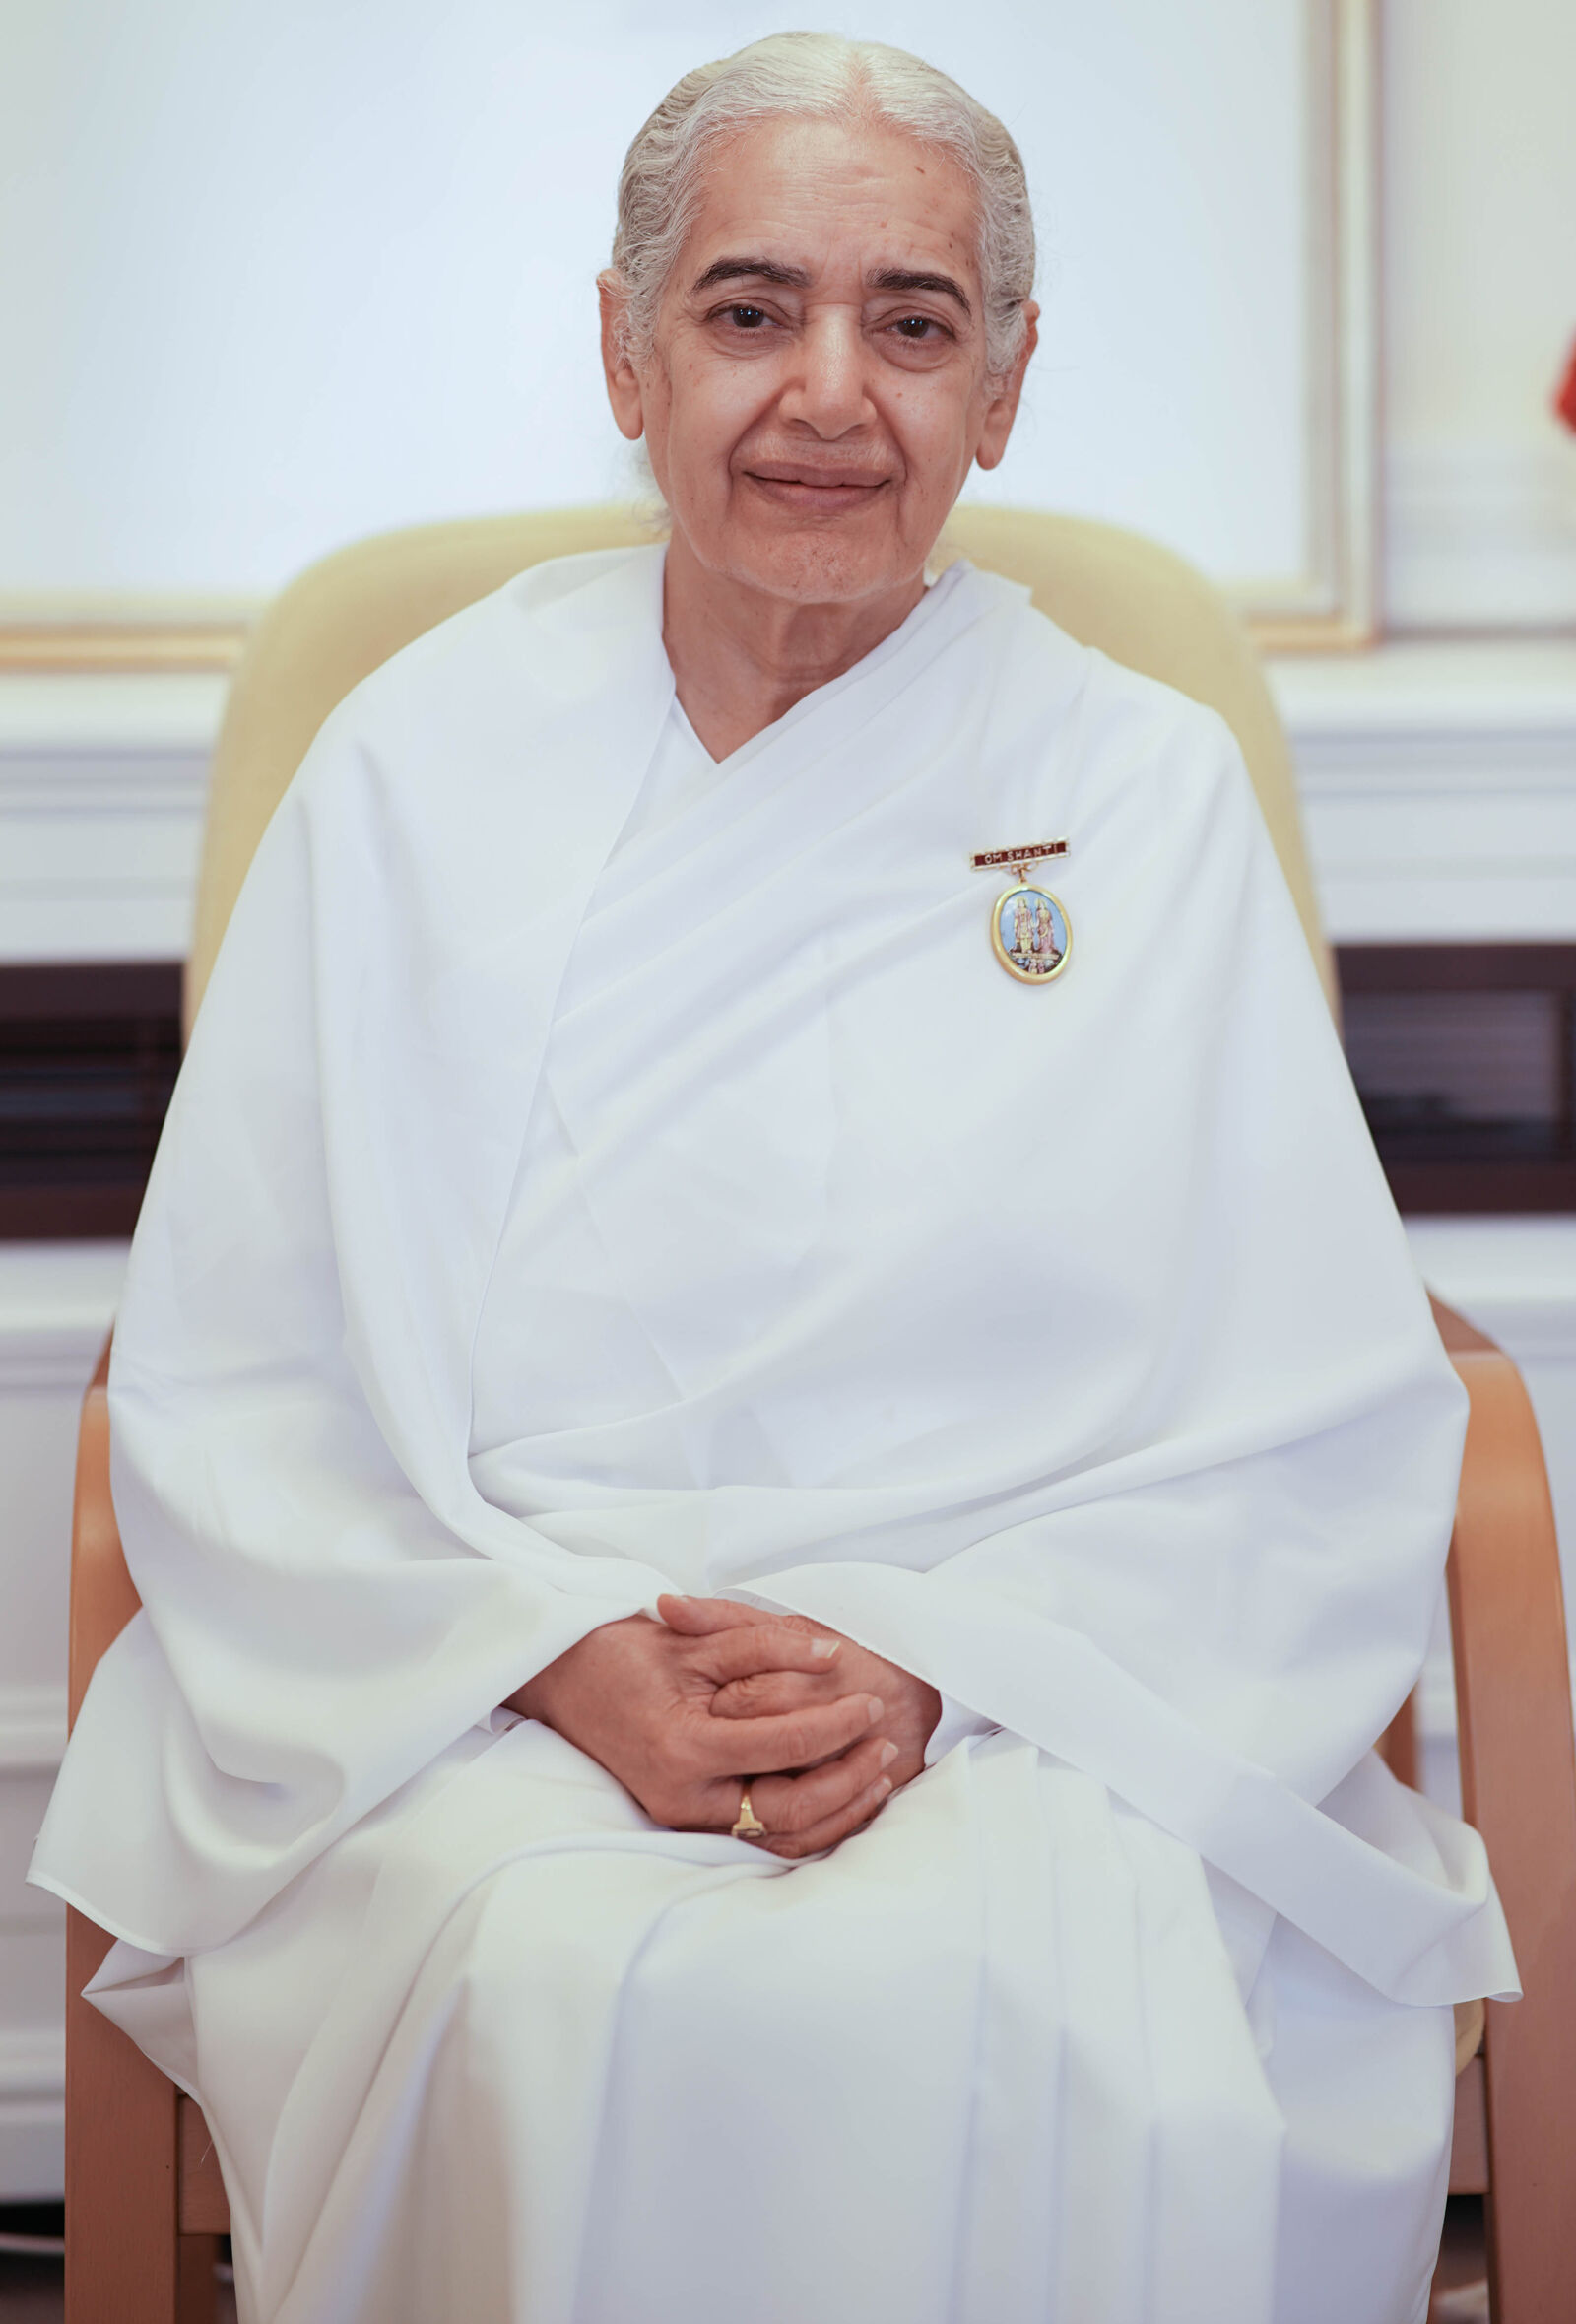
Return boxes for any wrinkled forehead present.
[674,113,985,304]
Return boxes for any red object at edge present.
[1556,334,1576,433]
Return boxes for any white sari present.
[33,547,1515,2323]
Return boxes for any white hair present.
[608,32,1035,379]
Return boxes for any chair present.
[62,508,1576,2322]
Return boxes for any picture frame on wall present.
[0,0,1378,672]
[1254,0,1377,649]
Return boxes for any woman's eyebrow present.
[691,257,812,293]
[870,266,972,316]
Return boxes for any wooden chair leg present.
[65,1905,183,2324]
[66,1341,224,2321]
[177,2235,221,2324]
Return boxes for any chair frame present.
[62,1304,1576,2322]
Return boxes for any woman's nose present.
[776,310,877,437]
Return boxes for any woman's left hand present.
[656,1594,941,1827]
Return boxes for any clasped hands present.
[508,1594,941,1860]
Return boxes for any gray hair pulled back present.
[609,32,1035,379]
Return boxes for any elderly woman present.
[35,33,1512,2324]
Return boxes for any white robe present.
[32,547,1516,2324]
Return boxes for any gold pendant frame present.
[990,882,1073,986]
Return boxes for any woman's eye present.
[723,305,768,330]
[892,315,938,339]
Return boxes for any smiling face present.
[601,113,1036,614]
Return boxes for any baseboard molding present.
[0,2029,64,2107]
[0,2029,64,2203]
[0,1688,67,1773]
[0,1240,126,1391]
[0,2104,63,2204]
[1406,1216,1576,1362]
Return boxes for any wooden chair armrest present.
[1431,1295,1576,2319]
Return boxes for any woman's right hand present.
[508,1614,896,1858]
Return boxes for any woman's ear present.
[599,274,646,443]
[974,300,1039,474]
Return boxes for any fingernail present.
[866,1696,885,1723]
[870,1776,892,1803]
[879,1740,899,1768]
[812,1637,839,1658]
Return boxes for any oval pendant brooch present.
[971,841,1072,985]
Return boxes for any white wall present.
[5,3,1573,629]
[0,0,1313,607]
[1383,0,1576,626]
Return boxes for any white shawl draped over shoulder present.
[33,544,1515,2016]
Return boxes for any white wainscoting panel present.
[0,677,220,963]
[0,1242,126,2197]
[1270,638,1576,943]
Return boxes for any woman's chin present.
[688,518,924,610]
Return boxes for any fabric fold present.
[748,1559,1509,2005]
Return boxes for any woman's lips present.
[744,469,890,513]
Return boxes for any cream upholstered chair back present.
[186,503,1331,1030]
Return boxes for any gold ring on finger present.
[731,1785,767,1839]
